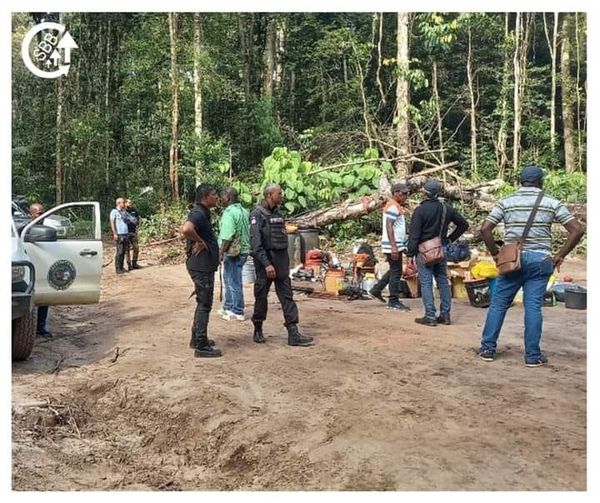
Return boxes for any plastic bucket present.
[565,285,586,310]
[242,258,256,284]
[324,269,345,293]
[298,228,320,264]
[465,279,491,308]
[362,277,378,292]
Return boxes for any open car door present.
[21,202,103,305]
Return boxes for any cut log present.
[291,172,501,229]
[290,166,586,229]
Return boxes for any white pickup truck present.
[11,202,103,361]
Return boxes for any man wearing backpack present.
[478,166,584,367]
[218,187,251,321]
[406,179,469,327]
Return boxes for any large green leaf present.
[284,202,296,213]
[364,147,379,159]
[342,174,355,187]
[298,195,307,208]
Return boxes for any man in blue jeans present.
[407,179,469,327]
[218,187,251,321]
[478,166,584,367]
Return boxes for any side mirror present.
[24,225,58,243]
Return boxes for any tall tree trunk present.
[274,17,285,92]
[55,77,64,206]
[395,12,411,176]
[55,12,65,206]
[575,13,583,170]
[262,15,276,97]
[104,18,111,192]
[376,13,387,106]
[193,13,203,186]
[431,61,444,164]
[512,13,522,172]
[543,12,559,161]
[168,12,179,200]
[496,13,510,177]
[351,41,372,147]
[239,14,252,103]
[561,13,577,173]
[512,13,531,172]
[467,26,477,177]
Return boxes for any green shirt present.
[218,203,250,254]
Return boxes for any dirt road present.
[12,257,587,490]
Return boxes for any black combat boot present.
[194,335,222,358]
[132,261,142,269]
[252,321,266,343]
[287,324,313,347]
[189,334,215,348]
[189,322,215,348]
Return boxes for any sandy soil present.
[12,252,587,491]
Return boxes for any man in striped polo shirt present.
[368,182,411,311]
[478,166,584,367]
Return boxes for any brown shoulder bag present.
[418,202,447,266]
[496,191,544,275]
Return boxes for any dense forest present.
[12,12,587,238]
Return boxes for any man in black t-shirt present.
[125,199,141,270]
[181,184,222,358]
[406,179,469,327]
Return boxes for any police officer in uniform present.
[181,183,222,358]
[250,184,313,347]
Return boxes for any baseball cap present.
[520,165,545,183]
[391,182,410,193]
[423,178,442,196]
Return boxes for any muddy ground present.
[12,251,587,491]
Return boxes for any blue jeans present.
[480,250,554,362]
[416,255,452,320]
[222,253,248,315]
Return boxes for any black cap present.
[520,165,545,183]
[391,182,410,194]
[423,178,442,196]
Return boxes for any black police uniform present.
[185,203,219,348]
[250,202,299,327]
[125,206,140,268]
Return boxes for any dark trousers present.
[189,269,215,345]
[126,232,139,266]
[115,234,129,272]
[37,305,49,332]
[371,252,403,303]
[251,251,299,327]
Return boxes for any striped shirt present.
[381,198,408,253]
[486,187,574,254]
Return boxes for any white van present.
[11,202,103,361]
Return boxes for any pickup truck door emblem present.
[47,259,76,290]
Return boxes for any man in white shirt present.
[369,183,411,311]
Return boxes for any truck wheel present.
[12,309,36,361]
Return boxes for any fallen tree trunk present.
[291,171,503,228]
[291,180,585,229]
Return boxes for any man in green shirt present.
[218,187,251,321]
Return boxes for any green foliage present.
[137,202,188,244]
[322,213,380,253]
[261,146,389,215]
[492,171,586,203]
